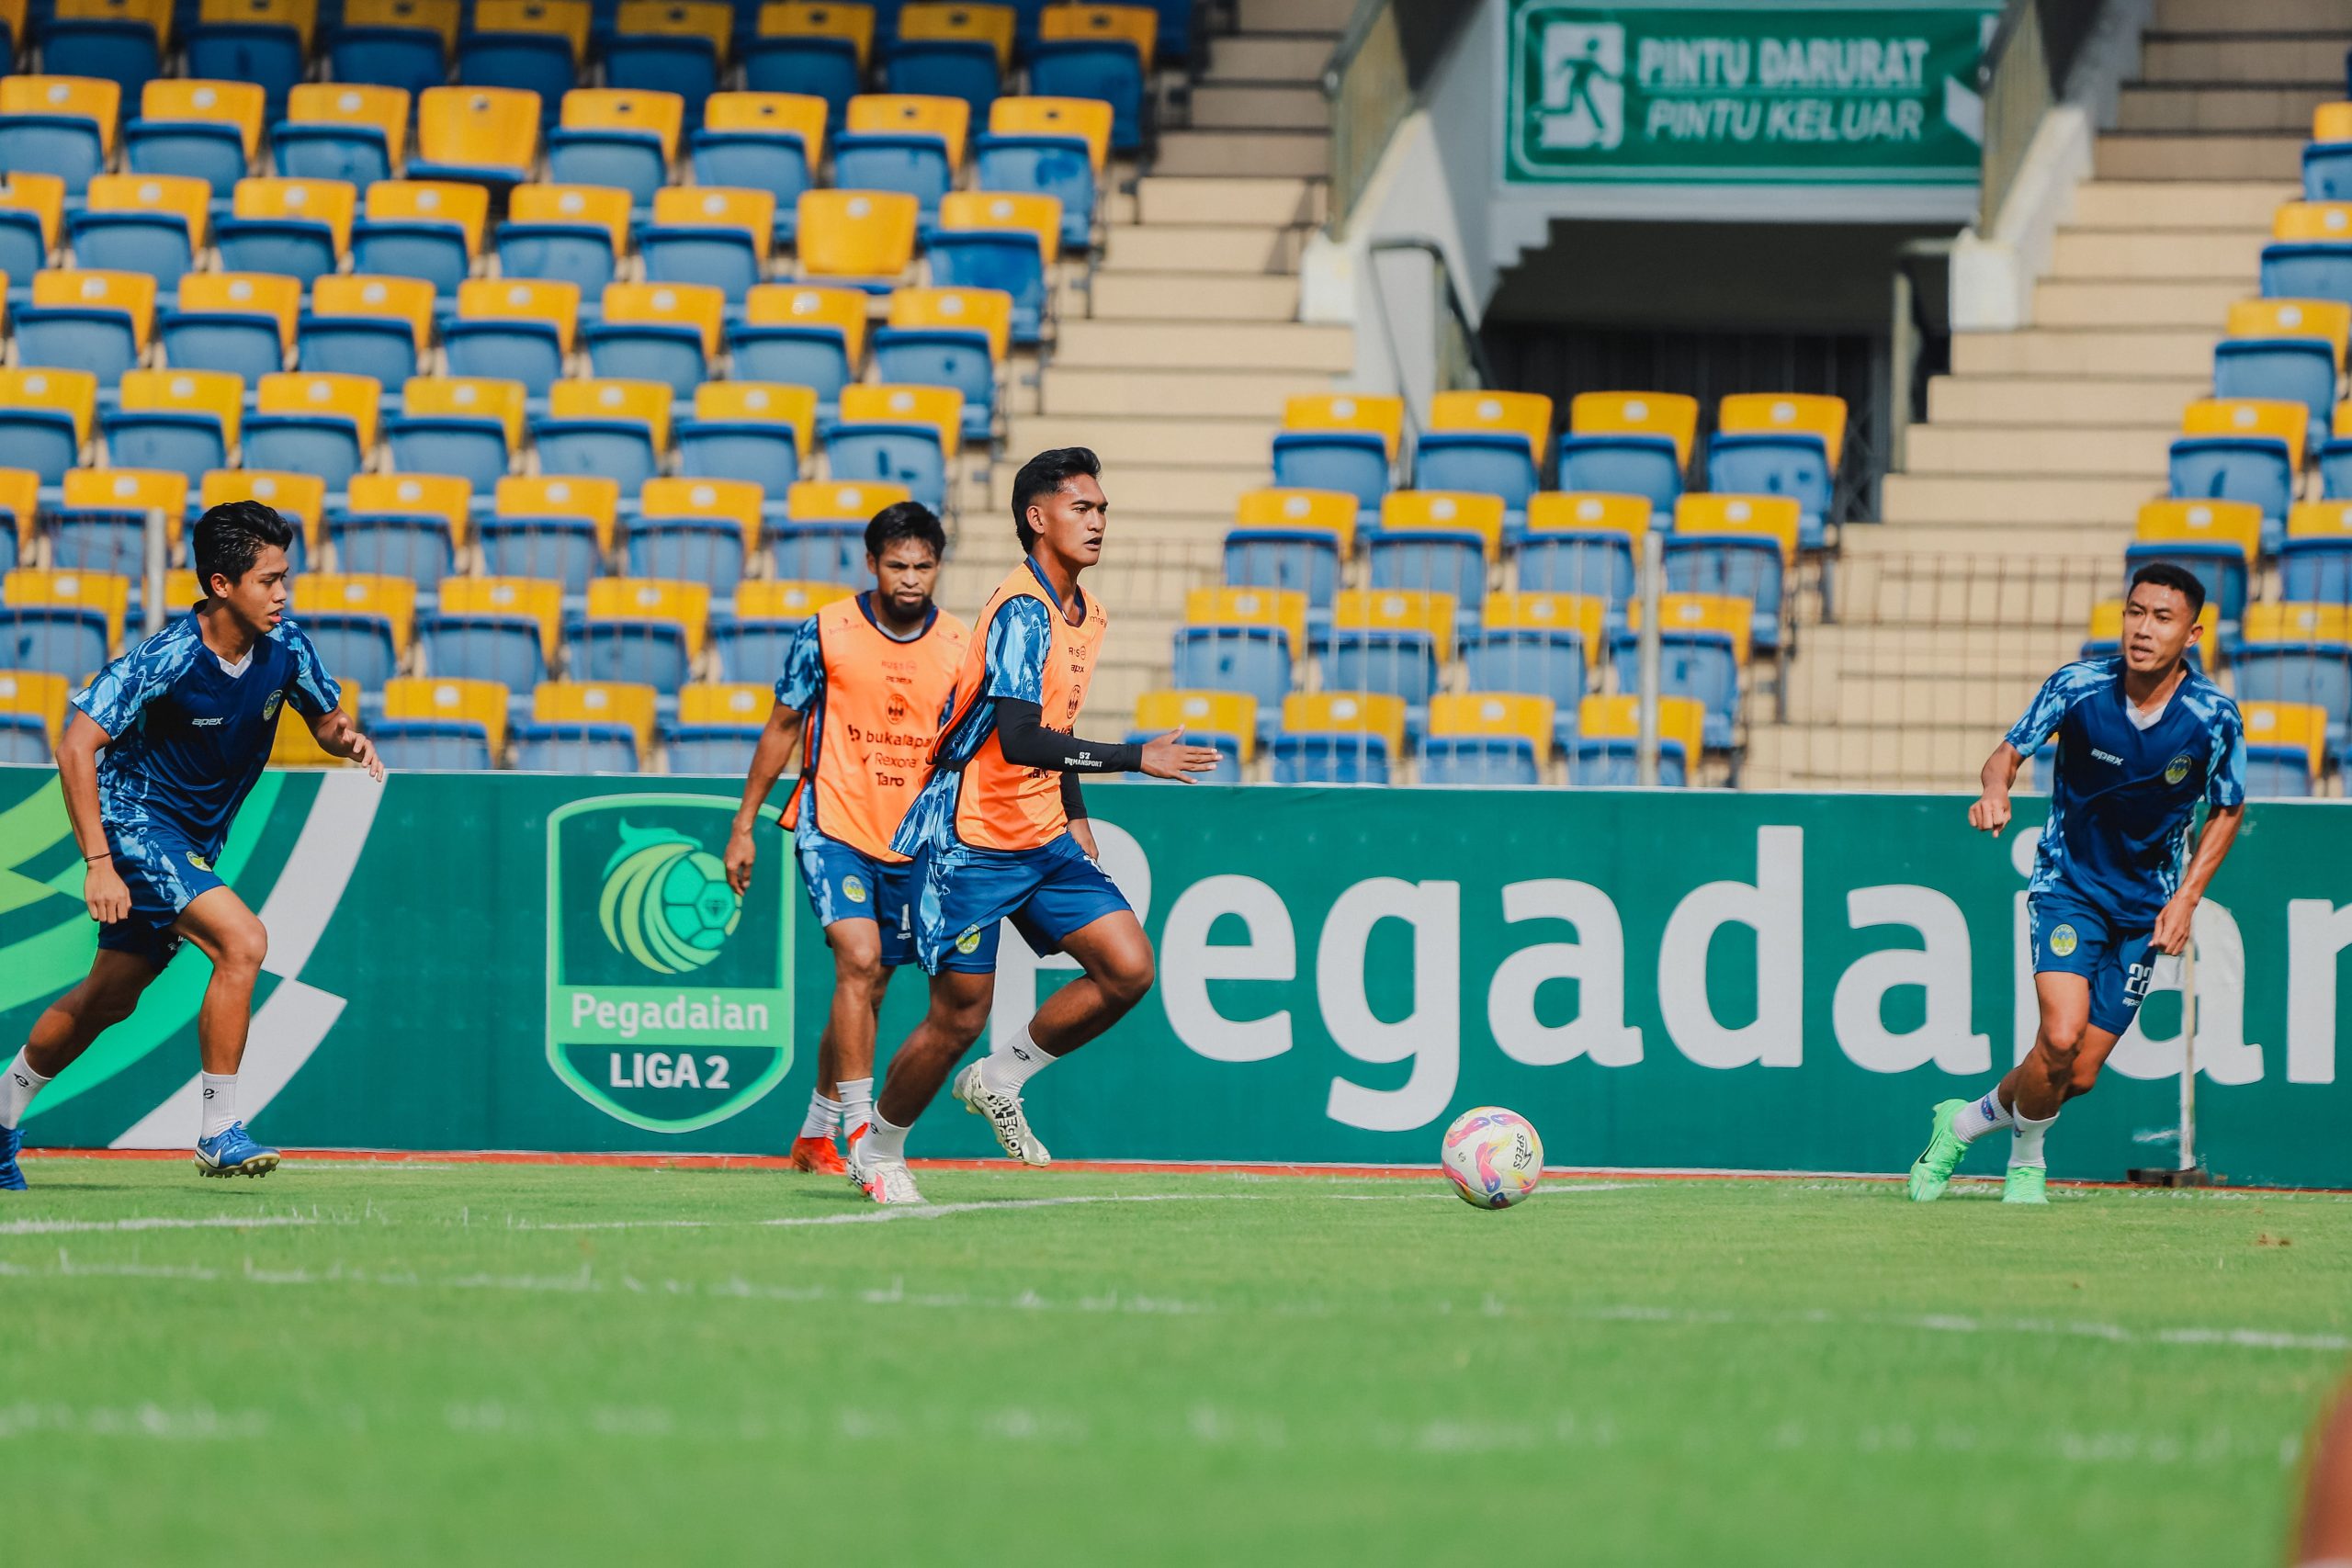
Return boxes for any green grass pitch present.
[5,1157,2347,1566]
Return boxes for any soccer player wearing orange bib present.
[847,449,1221,1204]
[725,504,967,1174]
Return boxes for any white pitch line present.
[0,1213,322,1236]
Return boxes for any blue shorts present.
[96,827,222,967]
[2029,892,2160,1038]
[795,829,916,969]
[913,832,1131,976]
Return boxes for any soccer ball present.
[1441,1107,1544,1210]
[659,850,741,956]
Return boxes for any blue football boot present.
[0,1126,24,1190]
[194,1122,280,1179]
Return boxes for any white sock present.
[2010,1109,2058,1169]
[836,1077,874,1143]
[861,1110,910,1164]
[0,1049,53,1131]
[199,1073,237,1140]
[800,1092,842,1141]
[978,1025,1053,1096]
[1952,1089,2013,1145]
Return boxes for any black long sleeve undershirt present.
[993,698,1141,776]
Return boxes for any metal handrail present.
[1359,234,1495,449]
[1319,0,1391,99]
[1974,0,2035,93]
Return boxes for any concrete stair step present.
[1099,222,1307,274]
[1190,83,1329,130]
[1087,269,1301,321]
[1904,424,2175,477]
[987,462,1264,518]
[1881,473,2158,525]
[1155,129,1330,178]
[1924,375,2205,426]
[2115,84,2338,134]
[1040,366,1328,417]
[1821,559,2116,625]
[1739,724,2016,788]
[2142,35,2352,86]
[2046,228,2267,280]
[1009,413,1277,466]
[2032,278,2245,329]
[1206,32,1333,81]
[2067,179,2300,229]
[1782,673,2064,730]
[1052,316,1353,372]
[1840,522,2136,558]
[2153,0,2352,30]
[1951,327,2220,378]
[2094,132,2305,182]
[1137,175,1327,227]
[1238,0,1351,33]
[1784,627,2082,679]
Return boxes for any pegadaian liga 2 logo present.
[599,823,741,974]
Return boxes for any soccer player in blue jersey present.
[0,502,381,1190]
[1908,562,2246,1204]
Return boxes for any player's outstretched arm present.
[2153,802,2244,955]
[725,702,805,896]
[995,702,1221,783]
[55,712,130,924]
[307,707,385,782]
[1968,742,2023,836]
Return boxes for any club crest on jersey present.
[842,874,867,905]
[2050,924,2078,959]
[956,925,983,954]
[2164,754,2191,786]
[261,689,283,722]
[187,851,211,872]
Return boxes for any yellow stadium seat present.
[198,0,317,47]
[2290,500,2352,540]
[1484,591,1608,669]
[0,76,120,154]
[1717,391,1849,468]
[472,0,586,56]
[383,674,509,751]
[936,188,1059,263]
[786,478,908,521]
[735,578,855,620]
[1281,691,1406,758]
[349,471,472,547]
[560,87,684,163]
[414,86,542,180]
[532,678,660,754]
[638,477,762,561]
[162,567,201,608]
[1334,588,1457,664]
[296,571,417,653]
[1672,493,1800,563]
[847,92,969,164]
[1185,585,1306,658]
[232,175,356,252]
[2245,603,2352,646]
[1577,694,1705,768]
[311,273,436,348]
[342,0,457,48]
[2314,102,2352,142]
[1234,488,1359,555]
[401,375,528,447]
[117,367,239,446]
[1428,389,1553,463]
[988,96,1111,171]
[2225,299,2350,370]
[1038,2,1154,67]
[0,670,71,748]
[703,91,829,162]
[0,470,39,556]
[2242,701,2328,781]
[587,577,711,659]
[438,576,562,661]
[496,474,618,554]
[795,188,920,281]
[31,267,156,344]
[2273,202,2352,242]
[286,83,411,167]
[600,280,725,355]
[2135,499,2261,563]
[1133,690,1257,759]
[886,285,1011,358]
[2337,401,2352,439]
[1281,393,1404,458]
[1570,391,1699,468]
[745,282,870,362]
[615,0,730,54]
[200,468,326,551]
[898,1,1012,67]
[257,370,382,450]
[755,0,871,66]
[62,468,187,543]
[1427,692,1554,758]
[694,381,818,458]
[2086,597,2219,650]
[136,81,264,160]
[1379,490,1505,558]
[507,183,633,259]
[58,0,172,44]
[5,568,130,650]
[2181,396,2309,461]
[0,367,98,445]
[1629,592,1754,665]
[364,178,488,257]
[0,172,65,254]
[269,679,359,766]
[678,682,772,728]
[456,276,581,351]
[548,378,674,448]
[1525,491,1653,537]
[173,272,300,349]
[650,184,775,262]
[837,383,962,459]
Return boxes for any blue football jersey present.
[72,615,340,857]
[2005,658,2246,928]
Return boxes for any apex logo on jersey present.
[547,795,793,1134]
[2165,754,2192,785]
[2050,924,2079,958]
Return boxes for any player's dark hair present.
[2129,561,2207,619]
[865,500,946,562]
[192,501,295,596]
[1011,446,1101,552]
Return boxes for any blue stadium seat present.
[1269,733,1390,785]
[532,415,662,492]
[1557,435,1682,516]
[638,231,762,303]
[0,113,108,195]
[477,519,600,594]
[511,721,641,772]
[727,322,854,413]
[1411,436,1539,525]
[821,425,947,511]
[883,39,998,118]
[926,228,1046,344]
[271,121,393,187]
[974,133,1092,250]
[713,618,802,681]
[628,531,747,599]
[1417,737,1540,787]
[1026,39,1140,152]
[0,607,110,681]
[2245,751,2317,797]
[688,136,814,245]
[564,624,692,692]
[40,21,164,101]
[1170,627,1290,723]
[303,615,401,688]
[494,218,619,294]
[384,415,511,494]
[2214,338,2339,440]
[2309,141,2352,203]
[327,24,448,96]
[546,131,666,209]
[676,421,801,492]
[1610,631,1738,751]
[1706,434,1834,551]
[65,211,197,290]
[0,209,46,283]
[603,39,719,130]
[296,314,420,389]
[0,717,51,763]
[243,414,366,493]
[121,121,247,201]
[584,321,710,399]
[103,411,225,485]
[1464,632,1588,746]
[443,321,566,399]
[351,225,474,300]
[1568,738,1687,787]
[1325,634,1440,729]
[458,34,577,117]
[1662,538,1785,649]
[1223,530,1340,626]
[13,307,141,384]
[2260,243,2352,307]
[1269,432,1388,513]
[1365,534,1487,634]
[743,39,860,126]
[187,27,305,121]
[665,725,761,774]
[2169,436,2295,552]
[2281,536,2352,604]
[417,614,548,690]
[2235,651,2352,758]
[834,131,954,228]
[334,515,458,592]
[1517,533,1635,625]
[2323,439,2352,501]
[372,720,494,770]
[870,327,995,443]
[215,214,340,287]
[768,522,865,585]
[49,507,149,578]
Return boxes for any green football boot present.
[2002,1165,2049,1205]
[1906,1099,1971,1202]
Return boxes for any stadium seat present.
[586,282,725,397]
[1029,4,1151,151]
[274,83,409,187]
[338,472,470,590]
[930,190,1058,342]
[376,673,506,768]
[1171,587,1303,736]
[1611,594,1751,752]
[885,1,1010,116]
[1412,390,1553,530]
[1663,493,1797,649]
[604,2,732,129]
[875,285,1009,442]
[690,93,829,243]
[446,277,579,397]
[1570,694,1702,786]
[2,567,128,677]
[1561,391,1696,514]
[39,0,167,106]
[2323,400,2352,500]
[1709,392,1847,551]
[2217,299,2347,439]
[773,479,907,583]
[104,367,233,481]
[629,477,760,596]
[730,282,868,412]
[715,576,854,679]
[73,172,209,289]
[1419,692,1553,786]
[1272,394,1403,513]
[0,470,39,576]
[2261,202,2352,305]
[420,575,560,689]
[122,81,262,199]
[1223,487,1356,630]
[2241,699,2328,796]
[2307,103,2352,201]
[53,466,185,579]
[0,367,98,485]
[836,93,967,229]
[824,384,961,510]
[484,473,615,592]
[268,678,362,768]
[678,381,816,492]
[389,376,526,491]
[516,678,657,770]
[328,0,457,98]
[2126,500,2262,644]
[744,1,872,125]
[1270,692,1404,785]
[187,0,313,120]
[245,371,380,492]
[293,570,415,688]
[200,468,324,569]
[352,178,488,297]
[1367,491,1501,632]
[569,577,709,692]
[1125,689,1250,781]
[0,75,118,196]
[455,2,579,118]
[2283,500,2352,605]
[299,272,435,389]
[161,271,299,381]
[795,188,920,292]
[497,182,632,292]
[1328,590,1454,735]
[640,185,775,300]
[535,377,673,490]
[978,96,1107,251]
[1518,491,1647,625]
[0,670,71,762]
[219,175,355,286]
[666,681,772,773]
[1463,592,1602,747]
[18,268,155,385]
[411,85,544,184]
[546,87,681,207]
[0,172,65,282]
[2171,397,2309,555]
[2235,603,2352,760]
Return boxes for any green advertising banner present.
[3,765,2350,1186]
[1504,2,1999,186]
